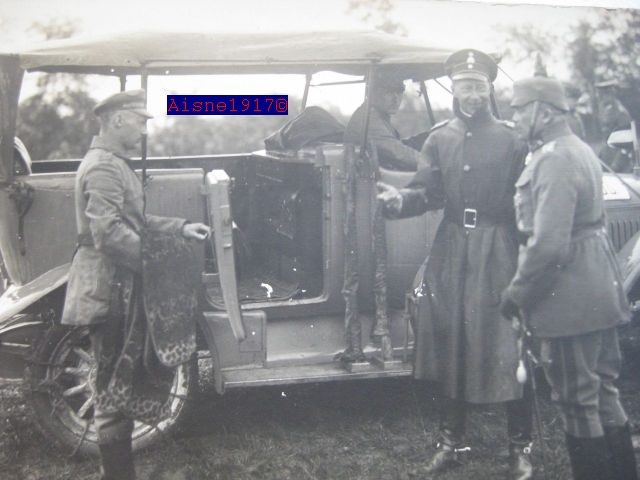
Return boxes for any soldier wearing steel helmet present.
[377,49,533,479]
[500,66,637,480]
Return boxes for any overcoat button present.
[466,132,473,137]
[463,165,470,172]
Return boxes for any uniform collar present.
[454,103,494,128]
[530,120,573,152]
[90,136,134,162]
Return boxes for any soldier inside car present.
[343,71,428,171]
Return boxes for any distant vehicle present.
[1,31,640,456]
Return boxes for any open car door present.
[205,170,246,342]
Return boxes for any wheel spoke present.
[62,381,89,398]
[76,395,95,418]
[73,346,94,364]
[64,366,91,378]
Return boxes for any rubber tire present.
[23,324,198,457]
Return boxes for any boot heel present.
[453,446,472,463]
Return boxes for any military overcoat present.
[61,136,186,326]
[399,109,526,404]
[504,122,630,337]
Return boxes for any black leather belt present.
[444,208,509,228]
[77,232,94,246]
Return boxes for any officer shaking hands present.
[378,49,532,479]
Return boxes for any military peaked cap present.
[511,77,569,112]
[445,49,498,82]
[94,89,153,118]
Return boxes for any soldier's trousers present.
[90,324,134,444]
[540,326,628,438]
[439,382,533,445]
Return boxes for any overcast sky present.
[0,0,625,49]
[1,0,637,118]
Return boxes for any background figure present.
[61,90,210,480]
[502,72,637,480]
[596,80,634,173]
[377,49,532,480]
[343,72,427,171]
[563,82,586,140]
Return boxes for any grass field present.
[1,353,639,480]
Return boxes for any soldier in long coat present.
[377,50,532,479]
[501,73,637,480]
[61,90,210,480]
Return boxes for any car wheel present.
[23,324,197,457]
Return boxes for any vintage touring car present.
[0,31,639,456]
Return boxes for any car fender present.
[0,263,70,327]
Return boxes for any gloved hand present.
[376,182,403,217]
[499,294,520,320]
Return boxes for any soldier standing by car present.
[60,90,210,480]
[597,80,634,173]
[377,49,533,479]
[500,71,638,480]
[563,82,586,140]
[344,72,427,171]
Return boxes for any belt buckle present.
[463,208,477,228]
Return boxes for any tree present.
[16,20,99,160]
[346,0,408,36]
[148,115,287,157]
[148,98,352,157]
[497,9,640,146]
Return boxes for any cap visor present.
[608,129,634,148]
[451,72,490,82]
[131,108,154,119]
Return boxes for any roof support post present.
[0,56,30,286]
[490,91,501,120]
[301,73,312,111]
[360,63,377,158]
[141,71,148,186]
[420,81,435,127]
[0,56,23,185]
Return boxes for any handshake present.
[376,182,403,216]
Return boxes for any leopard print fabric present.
[92,273,174,425]
[92,227,200,426]
[141,229,198,367]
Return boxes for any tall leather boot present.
[507,385,534,480]
[604,423,638,480]
[509,440,533,480]
[565,432,611,480]
[419,398,470,475]
[99,439,136,480]
[422,429,471,475]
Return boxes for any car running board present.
[221,360,413,389]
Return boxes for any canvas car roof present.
[5,30,458,80]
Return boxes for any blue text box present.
[167,95,288,115]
